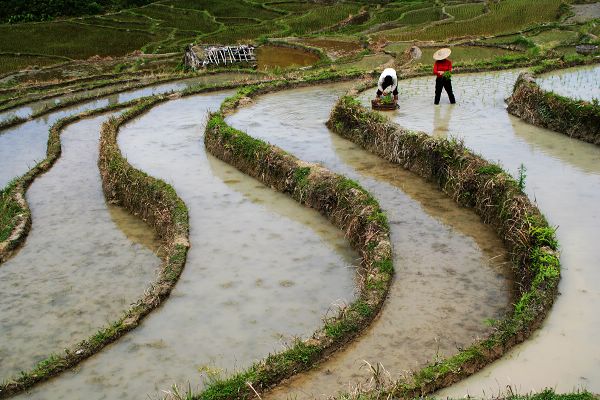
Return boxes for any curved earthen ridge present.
[201,80,394,399]
[507,71,600,146]
[326,92,560,398]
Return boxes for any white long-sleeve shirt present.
[377,68,398,95]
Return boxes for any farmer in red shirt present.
[433,48,456,105]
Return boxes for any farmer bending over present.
[433,48,456,105]
[376,67,398,102]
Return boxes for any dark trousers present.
[434,77,455,104]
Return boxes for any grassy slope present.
[374,0,565,41]
[0,0,582,74]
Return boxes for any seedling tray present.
[371,99,397,111]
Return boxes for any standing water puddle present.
[356,68,600,394]
[225,83,513,399]
[0,73,252,189]
[536,64,600,103]
[18,92,357,399]
[0,114,160,379]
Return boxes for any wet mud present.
[226,83,513,399]
[356,68,600,395]
[0,114,160,380]
[18,91,357,399]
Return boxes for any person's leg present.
[393,87,398,101]
[444,78,456,104]
[434,77,443,104]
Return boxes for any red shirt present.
[433,59,452,77]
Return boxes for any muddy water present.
[537,64,600,103]
[256,45,321,70]
[356,69,600,394]
[19,92,357,399]
[0,73,253,188]
[0,114,160,380]
[225,83,513,399]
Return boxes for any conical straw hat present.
[433,48,451,60]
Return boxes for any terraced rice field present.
[0,54,67,75]
[1,60,600,399]
[374,0,564,41]
[12,90,358,399]
[0,73,252,187]
[359,68,600,396]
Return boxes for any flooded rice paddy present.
[256,45,321,70]
[0,73,252,189]
[355,68,600,395]
[0,113,160,380]
[17,91,358,399]
[226,83,513,399]
[537,64,600,103]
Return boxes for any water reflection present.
[432,103,453,137]
[107,204,161,254]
